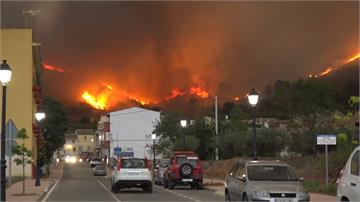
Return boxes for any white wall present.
[109,107,160,159]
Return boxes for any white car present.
[337,146,360,202]
[111,157,153,193]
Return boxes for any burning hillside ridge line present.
[308,52,360,78]
[43,63,66,73]
[81,81,150,110]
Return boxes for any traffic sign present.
[317,134,336,145]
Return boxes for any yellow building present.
[61,129,96,158]
[0,29,43,178]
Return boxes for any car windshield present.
[176,156,198,166]
[122,159,146,168]
[159,159,170,168]
[247,165,298,181]
[95,165,105,170]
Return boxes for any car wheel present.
[163,179,169,188]
[242,194,248,201]
[111,183,118,193]
[169,178,175,190]
[225,190,231,202]
[196,182,203,190]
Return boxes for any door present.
[232,163,247,201]
[227,163,240,200]
[348,150,360,201]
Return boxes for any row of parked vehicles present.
[104,146,360,201]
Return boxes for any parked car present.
[154,159,170,185]
[93,164,107,176]
[163,151,203,190]
[225,160,309,201]
[337,146,360,202]
[90,158,104,168]
[111,157,153,193]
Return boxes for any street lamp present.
[248,88,259,160]
[151,134,156,170]
[35,110,45,186]
[180,120,187,148]
[0,60,12,201]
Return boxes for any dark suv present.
[163,151,203,190]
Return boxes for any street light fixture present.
[0,60,12,201]
[180,120,187,148]
[35,110,45,186]
[248,88,259,160]
[151,134,156,170]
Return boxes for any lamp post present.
[180,120,187,148]
[248,88,259,160]
[35,110,45,186]
[151,134,156,170]
[0,60,12,201]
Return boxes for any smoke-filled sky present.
[1,1,359,107]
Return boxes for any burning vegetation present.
[308,53,359,78]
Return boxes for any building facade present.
[61,129,96,157]
[109,107,160,164]
[0,29,44,178]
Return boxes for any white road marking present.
[41,180,60,202]
[156,185,202,202]
[97,180,121,202]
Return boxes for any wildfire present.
[346,53,360,63]
[308,52,359,79]
[43,63,65,73]
[81,91,108,110]
[165,89,186,100]
[190,86,209,98]
[234,97,240,101]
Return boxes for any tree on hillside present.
[40,97,68,171]
[12,129,32,195]
[153,111,183,157]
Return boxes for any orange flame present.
[234,97,240,101]
[346,53,360,63]
[43,63,65,73]
[318,67,333,76]
[81,91,108,110]
[190,86,209,98]
[165,89,186,100]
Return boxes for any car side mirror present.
[237,174,246,182]
[299,177,304,182]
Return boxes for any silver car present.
[225,160,309,201]
[93,165,107,176]
[337,146,360,202]
[154,159,170,185]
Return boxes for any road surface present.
[45,162,224,201]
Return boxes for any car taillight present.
[117,159,122,171]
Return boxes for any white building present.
[109,107,160,161]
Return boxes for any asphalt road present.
[45,161,224,201]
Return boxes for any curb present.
[36,180,57,202]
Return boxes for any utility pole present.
[215,96,219,161]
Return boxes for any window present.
[122,159,146,168]
[247,165,297,181]
[234,164,246,178]
[84,136,87,140]
[229,164,240,176]
[79,146,83,152]
[350,151,359,176]
[72,140,75,143]
[73,148,76,152]
[87,146,91,151]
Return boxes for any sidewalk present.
[203,178,336,202]
[6,162,63,202]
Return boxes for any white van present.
[337,146,360,201]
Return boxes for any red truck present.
[163,151,203,190]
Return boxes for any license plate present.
[274,198,292,202]
[127,172,139,176]
[182,179,193,182]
